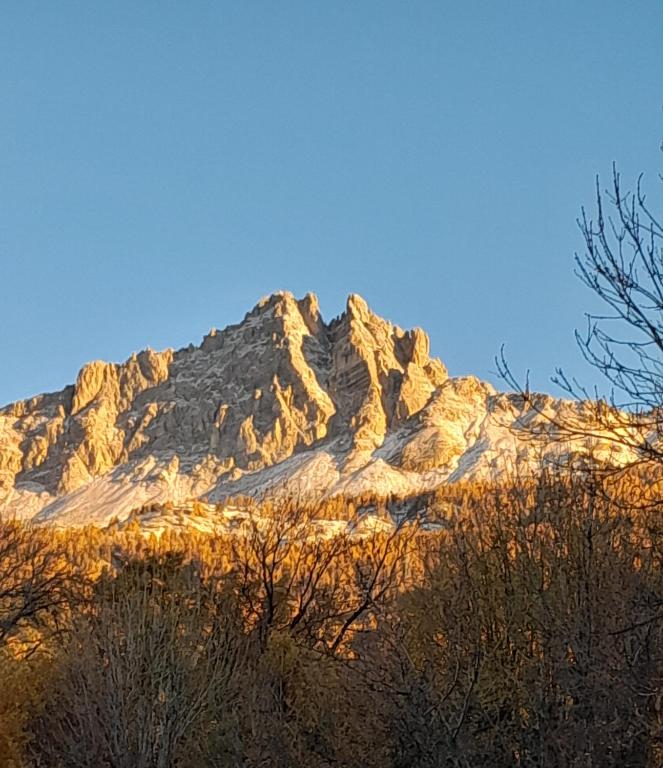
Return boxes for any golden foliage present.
[1,470,663,766]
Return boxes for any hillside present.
[0,292,635,526]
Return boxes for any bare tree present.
[367,471,663,767]
[0,516,71,651]
[227,499,417,654]
[30,554,246,768]
[499,159,663,473]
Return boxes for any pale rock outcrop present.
[0,291,640,527]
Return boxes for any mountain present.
[0,292,635,527]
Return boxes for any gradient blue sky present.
[1,1,662,404]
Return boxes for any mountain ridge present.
[0,291,635,527]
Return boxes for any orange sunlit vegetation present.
[1,469,663,767]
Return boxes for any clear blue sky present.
[1,1,662,404]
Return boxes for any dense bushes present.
[2,472,663,766]
[29,555,245,768]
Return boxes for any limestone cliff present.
[0,292,637,526]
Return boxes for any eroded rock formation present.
[0,292,637,526]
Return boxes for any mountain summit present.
[0,292,633,526]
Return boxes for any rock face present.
[0,292,637,526]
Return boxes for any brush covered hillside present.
[0,292,636,527]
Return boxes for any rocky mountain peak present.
[345,292,372,322]
[0,291,636,527]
